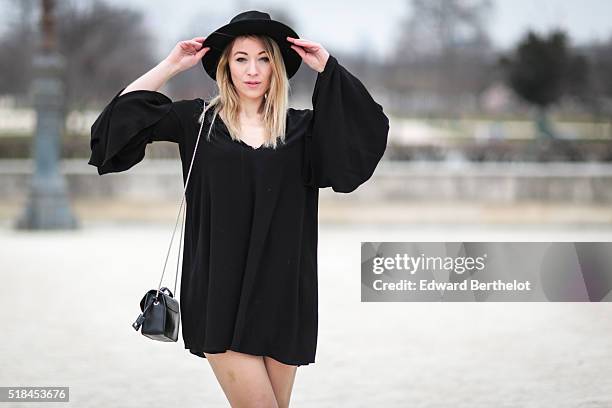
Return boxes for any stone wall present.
[2,159,612,204]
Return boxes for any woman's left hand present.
[286,37,330,73]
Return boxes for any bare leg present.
[263,356,298,408]
[204,350,279,408]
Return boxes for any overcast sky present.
[106,0,612,62]
[9,0,612,62]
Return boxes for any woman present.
[88,10,389,408]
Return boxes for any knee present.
[248,394,279,408]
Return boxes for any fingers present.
[180,39,210,57]
[290,43,318,57]
[287,37,319,53]
[196,46,210,58]
[290,44,306,58]
[182,39,205,46]
[181,39,205,53]
[287,36,317,46]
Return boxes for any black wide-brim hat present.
[201,10,302,81]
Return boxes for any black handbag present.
[131,104,214,342]
[133,287,180,341]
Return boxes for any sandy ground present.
[1,220,611,407]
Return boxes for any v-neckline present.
[214,108,267,151]
[237,138,264,150]
[215,118,265,150]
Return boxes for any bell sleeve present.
[88,87,184,175]
[302,54,390,193]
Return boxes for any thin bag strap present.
[156,102,216,300]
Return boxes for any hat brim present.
[201,19,301,81]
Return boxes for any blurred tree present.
[0,0,37,98]
[500,30,589,140]
[578,36,612,116]
[397,0,493,60]
[0,0,158,109]
[56,0,158,109]
[592,38,612,99]
[392,0,495,114]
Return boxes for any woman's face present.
[228,37,272,102]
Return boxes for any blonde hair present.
[198,34,291,149]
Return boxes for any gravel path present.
[1,222,611,407]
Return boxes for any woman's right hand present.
[164,37,211,73]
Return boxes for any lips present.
[245,81,261,85]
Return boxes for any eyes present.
[236,57,270,62]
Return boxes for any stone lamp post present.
[16,0,78,230]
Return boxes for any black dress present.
[88,54,389,366]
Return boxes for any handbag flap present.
[139,289,179,313]
[163,294,180,313]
